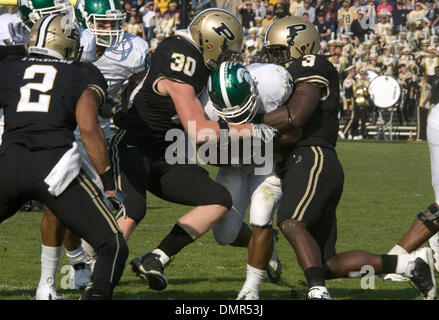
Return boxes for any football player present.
[0,14,128,300]
[110,8,279,291]
[205,61,292,300]
[17,0,149,299]
[257,16,436,300]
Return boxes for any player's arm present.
[157,78,254,143]
[75,87,114,193]
[262,82,321,132]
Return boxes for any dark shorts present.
[277,146,344,262]
[110,129,233,223]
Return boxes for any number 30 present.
[302,54,316,67]
[170,53,196,77]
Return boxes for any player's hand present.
[252,123,280,143]
[103,189,127,219]
[99,97,121,119]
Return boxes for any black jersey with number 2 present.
[0,55,107,154]
[287,54,340,149]
[124,34,210,152]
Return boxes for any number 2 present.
[17,65,57,113]
[302,54,316,68]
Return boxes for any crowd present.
[120,0,439,140]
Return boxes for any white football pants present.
[212,165,282,246]
[428,105,439,205]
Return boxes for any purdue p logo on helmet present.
[28,13,80,60]
[263,16,320,63]
[188,8,244,70]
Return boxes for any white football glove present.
[252,123,280,143]
[103,189,127,219]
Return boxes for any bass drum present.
[368,75,401,108]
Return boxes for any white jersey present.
[203,63,293,120]
[77,29,149,139]
[210,63,292,245]
[0,13,29,46]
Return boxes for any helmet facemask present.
[84,11,125,47]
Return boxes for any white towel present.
[44,142,82,197]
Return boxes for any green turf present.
[0,140,436,300]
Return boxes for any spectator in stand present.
[351,7,370,41]
[126,9,147,40]
[164,1,180,26]
[298,0,316,22]
[262,9,277,32]
[253,0,267,19]
[393,1,409,32]
[152,7,164,37]
[323,0,338,31]
[160,9,176,37]
[289,0,304,16]
[407,2,427,25]
[238,0,257,31]
[429,66,439,106]
[352,0,361,12]
[365,0,377,19]
[123,1,133,22]
[337,0,357,33]
[315,11,332,41]
[377,0,393,15]
[425,1,439,30]
[136,0,145,10]
[139,1,156,42]
[274,0,290,18]
[314,0,327,17]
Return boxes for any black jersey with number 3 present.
[124,34,210,153]
[0,55,107,154]
[287,54,340,149]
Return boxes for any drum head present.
[368,75,401,108]
[355,70,379,82]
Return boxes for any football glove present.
[252,123,280,143]
[103,189,127,220]
[99,97,121,119]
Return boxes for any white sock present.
[242,264,265,292]
[152,248,170,266]
[388,244,408,255]
[81,240,96,259]
[66,246,86,266]
[395,254,411,275]
[39,245,62,287]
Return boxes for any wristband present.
[99,166,115,191]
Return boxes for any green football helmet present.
[75,0,126,47]
[208,61,258,124]
[18,0,74,30]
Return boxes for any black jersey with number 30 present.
[287,54,340,149]
[124,34,210,152]
[0,55,107,154]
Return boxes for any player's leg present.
[110,130,149,241]
[41,171,128,300]
[63,229,91,290]
[213,166,251,247]
[386,106,439,278]
[237,174,282,300]
[277,146,344,299]
[131,163,232,291]
[37,207,65,300]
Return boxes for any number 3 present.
[17,65,57,112]
[302,54,316,67]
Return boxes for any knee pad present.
[417,203,439,233]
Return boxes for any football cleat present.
[236,288,260,300]
[36,278,58,300]
[80,282,110,300]
[71,262,91,289]
[405,247,437,300]
[383,273,410,282]
[266,229,282,283]
[307,286,332,300]
[130,252,168,291]
[428,232,439,273]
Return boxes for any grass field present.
[0,140,436,300]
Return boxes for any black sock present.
[380,254,398,274]
[304,266,325,287]
[157,224,194,258]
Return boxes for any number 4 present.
[302,54,316,68]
